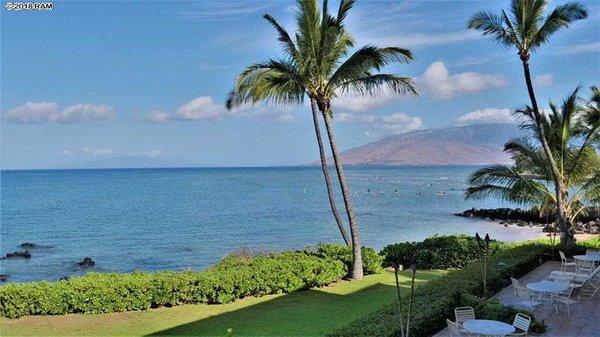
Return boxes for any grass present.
[0,269,445,337]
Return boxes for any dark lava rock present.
[0,275,8,282]
[78,257,95,267]
[20,242,53,249]
[59,276,70,281]
[2,251,31,259]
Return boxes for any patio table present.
[527,280,569,294]
[463,319,515,336]
[573,254,600,262]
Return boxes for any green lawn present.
[0,269,445,337]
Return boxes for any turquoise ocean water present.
[0,166,541,282]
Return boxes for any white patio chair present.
[507,313,531,336]
[511,277,520,293]
[454,306,475,325]
[446,319,464,336]
[554,286,579,318]
[454,306,478,335]
[559,251,576,272]
[513,285,543,310]
[576,259,594,274]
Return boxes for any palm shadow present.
[147,282,401,337]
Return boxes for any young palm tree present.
[467,0,587,246]
[467,88,600,245]
[226,0,416,280]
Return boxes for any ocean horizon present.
[0,166,542,283]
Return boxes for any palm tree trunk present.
[321,107,363,280]
[310,99,351,245]
[521,60,572,246]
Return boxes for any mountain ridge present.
[317,123,518,166]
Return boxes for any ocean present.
[0,166,541,282]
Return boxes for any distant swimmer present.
[379,190,383,196]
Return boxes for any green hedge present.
[328,240,551,337]
[381,235,505,269]
[0,251,346,318]
[315,243,384,275]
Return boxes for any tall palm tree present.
[467,88,600,245]
[226,0,416,280]
[467,0,587,246]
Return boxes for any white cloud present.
[83,147,114,156]
[135,149,164,157]
[418,62,508,100]
[555,41,600,55]
[332,92,399,113]
[3,102,115,124]
[139,96,295,123]
[365,31,481,49]
[58,150,73,156]
[337,111,423,138]
[61,148,165,158]
[534,73,554,87]
[454,108,516,126]
[172,96,226,121]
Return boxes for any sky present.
[1,0,599,169]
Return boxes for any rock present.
[2,251,31,259]
[59,276,70,281]
[0,274,8,282]
[78,257,95,267]
[589,226,599,234]
[20,242,53,249]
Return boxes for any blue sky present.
[1,0,598,169]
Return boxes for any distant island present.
[318,123,518,166]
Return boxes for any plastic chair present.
[559,251,576,272]
[554,286,578,318]
[454,306,475,325]
[508,313,531,336]
[513,285,542,310]
[446,319,464,336]
[511,277,520,294]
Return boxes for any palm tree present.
[467,0,587,246]
[226,0,416,280]
[466,88,600,246]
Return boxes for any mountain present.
[332,123,519,166]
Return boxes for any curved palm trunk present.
[310,99,351,245]
[521,60,573,247]
[321,108,363,280]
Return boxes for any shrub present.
[0,251,345,318]
[315,243,383,275]
[380,235,505,269]
[328,240,551,337]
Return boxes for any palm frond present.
[334,74,417,98]
[327,46,413,93]
[531,2,587,50]
[467,10,518,47]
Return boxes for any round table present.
[463,319,515,336]
[527,280,569,293]
[573,254,600,262]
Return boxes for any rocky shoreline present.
[456,208,600,235]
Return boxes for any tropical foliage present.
[467,0,588,245]
[226,0,416,279]
[467,88,600,241]
[0,250,347,318]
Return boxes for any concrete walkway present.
[433,261,599,336]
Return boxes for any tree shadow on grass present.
[147,283,400,337]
